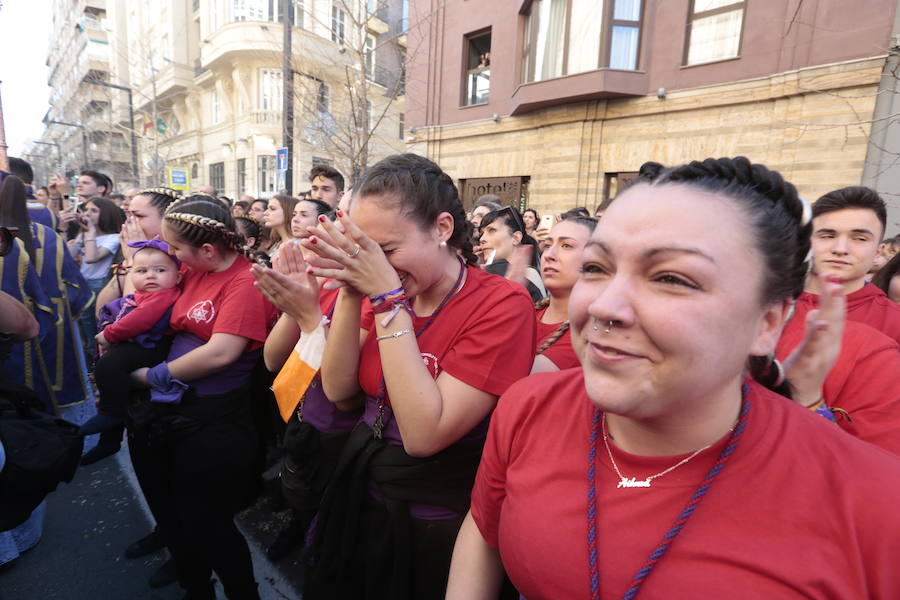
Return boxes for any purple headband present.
[128,238,181,267]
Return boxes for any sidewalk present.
[0,443,304,599]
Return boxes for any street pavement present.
[0,443,305,599]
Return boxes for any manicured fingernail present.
[310,237,318,244]
[306,268,314,274]
[337,209,344,218]
[318,215,327,223]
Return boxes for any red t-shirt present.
[776,317,900,455]
[472,370,900,599]
[357,265,536,444]
[794,284,900,345]
[170,255,279,351]
[103,287,181,344]
[534,307,578,370]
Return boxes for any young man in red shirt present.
[795,186,900,344]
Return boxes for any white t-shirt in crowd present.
[78,233,120,281]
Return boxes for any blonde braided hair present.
[139,187,183,201]
[164,196,269,266]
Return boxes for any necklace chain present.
[601,414,721,488]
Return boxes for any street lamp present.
[82,77,139,182]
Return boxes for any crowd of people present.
[1,151,900,599]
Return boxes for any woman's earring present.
[439,240,447,248]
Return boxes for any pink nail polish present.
[318,215,327,223]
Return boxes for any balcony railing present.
[251,110,282,125]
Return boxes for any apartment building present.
[406,0,900,233]
[37,0,137,189]
[111,0,408,197]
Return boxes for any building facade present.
[33,0,408,198]
[406,0,900,235]
[113,0,408,197]
[35,0,137,189]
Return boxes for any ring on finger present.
[347,244,361,258]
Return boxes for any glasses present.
[498,206,527,234]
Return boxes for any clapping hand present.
[251,241,324,333]
[782,274,846,407]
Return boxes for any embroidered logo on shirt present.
[421,353,440,378]
[187,300,216,324]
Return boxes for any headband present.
[128,238,181,267]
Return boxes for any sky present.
[0,0,52,156]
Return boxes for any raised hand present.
[505,245,533,288]
[120,216,147,261]
[251,241,324,333]
[300,211,402,298]
[783,274,846,407]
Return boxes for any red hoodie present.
[793,283,900,346]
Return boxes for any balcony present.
[510,69,647,116]
[251,110,282,125]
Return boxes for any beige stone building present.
[35,0,408,198]
[406,0,900,235]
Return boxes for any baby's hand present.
[95,332,110,349]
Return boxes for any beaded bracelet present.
[369,286,405,306]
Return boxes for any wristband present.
[805,397,835,422]
[369,286,405,306]
[146,362,189,404]
[372,297,412,327]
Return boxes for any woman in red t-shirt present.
[532,215,597,373]
[300,154,535,599]
[130,196,278,600]
[447,158,900,599]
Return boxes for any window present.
[211,89,222,124]
[233,0,269,21]
[259,68,283,111]
[312,156,333,167]
[602,171,639,202]
[522,0,644,83]
[401,0,408,32]
[237,158,246,195]
[210,162,225,192]
[684,0,745,66]
[316,81,330,113]
[331,4,346,44]
[258,155,277,196]
[398,112,404,139]
[191,163,199,179]
[274,0,305,27]
[365,34,376,81]
[464,30,491,106]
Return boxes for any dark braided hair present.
[640,157,812,395]
[355,154,478,265]
[136,187,182,215]
[164,195,268,266]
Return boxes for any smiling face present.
[809,208,883,293]
[128,194,164,238]
[350,195,449,299]
[479,217,520,262]
[541,220,593,295]
[130,248,181,292]
[292,200,322,238]
[568,183,783,420]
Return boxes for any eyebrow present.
[585,240,716,264]
[815,227,875,237]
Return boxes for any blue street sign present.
[276,147,289,171]
[167,167,190,190]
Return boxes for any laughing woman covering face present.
[301,154,535,599]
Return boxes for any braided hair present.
[136,187,182,216]
[164,194,268,266]
[354,153,478,265]
[640,157,812,395]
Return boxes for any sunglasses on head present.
[498,205,526,234]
